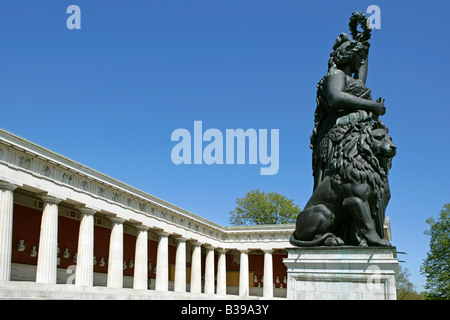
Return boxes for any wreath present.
[348,12,371,42]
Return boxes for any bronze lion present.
[290,120,396,247]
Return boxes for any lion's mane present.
[328,120,390,201]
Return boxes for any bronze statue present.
[290,12,396,247]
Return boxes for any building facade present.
[0,129,295,299]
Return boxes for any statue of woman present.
[310,30,386,190]
[290,13,395,247]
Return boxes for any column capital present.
[0,181,18,191]
[263,249,273,254]
[190,240,203,248]
[77,206,97,216]
[109,216,126,224]
[157,231,170,238]
[39,194,63,205]
[239,248,250,254]
[135,224,150,232]
[217,248,228,254]
[175,236,187,242]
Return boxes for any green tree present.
[420,203,450,300]
[229,189,300,226]
[396,265,422,300]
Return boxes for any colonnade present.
[0,182,277,298]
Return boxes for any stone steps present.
[0,281,271,300]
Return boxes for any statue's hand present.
[375,97,386,115]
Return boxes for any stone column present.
[107,217,125,288]
[155,231,170,291]
[263,249,273,298]
[174,237,187,293]
[204,246,215,295]
[216,249,227,296]
[75,207,96,287]
[239,249,249,297]
[36,195,62,284]
[190,241,202,293]
[0,182,18,281]
[133,225,149,290]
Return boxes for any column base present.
[283,246,399,300]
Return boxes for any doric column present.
[0,182,18,281]
[263,249,273,298]
[107,217,125,288]
[174,237,187,293]
[133,225,149,290]
[239,249,249,297]
[190,241,202,293]
[75,207,96,287]
[216,249,227,296]
[155,231,170,291]
[204,246,215,295]
[36,195,63,284]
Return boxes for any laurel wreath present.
[348,12,371,42]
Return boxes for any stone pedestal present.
[283,246,398,300]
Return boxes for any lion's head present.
[328,120,396,194]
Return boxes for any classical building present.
[0,129,295,299]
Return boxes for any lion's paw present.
[324,236,344,246]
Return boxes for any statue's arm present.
[324,70,385,115]
[355,52,368,83]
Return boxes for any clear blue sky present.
[1,0,449,293]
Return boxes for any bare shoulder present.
[324,69,346,83]
[323,69,346,91]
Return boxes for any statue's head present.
[327,12,372,74]
[328,33,369,73]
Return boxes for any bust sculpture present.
[17,239,25,252]
[290,12,396,247]
[63,248,70,259]
[30,245,37,257]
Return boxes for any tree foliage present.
[229,190,300,226]
[420,203,450,300]
[396,265,423,300]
